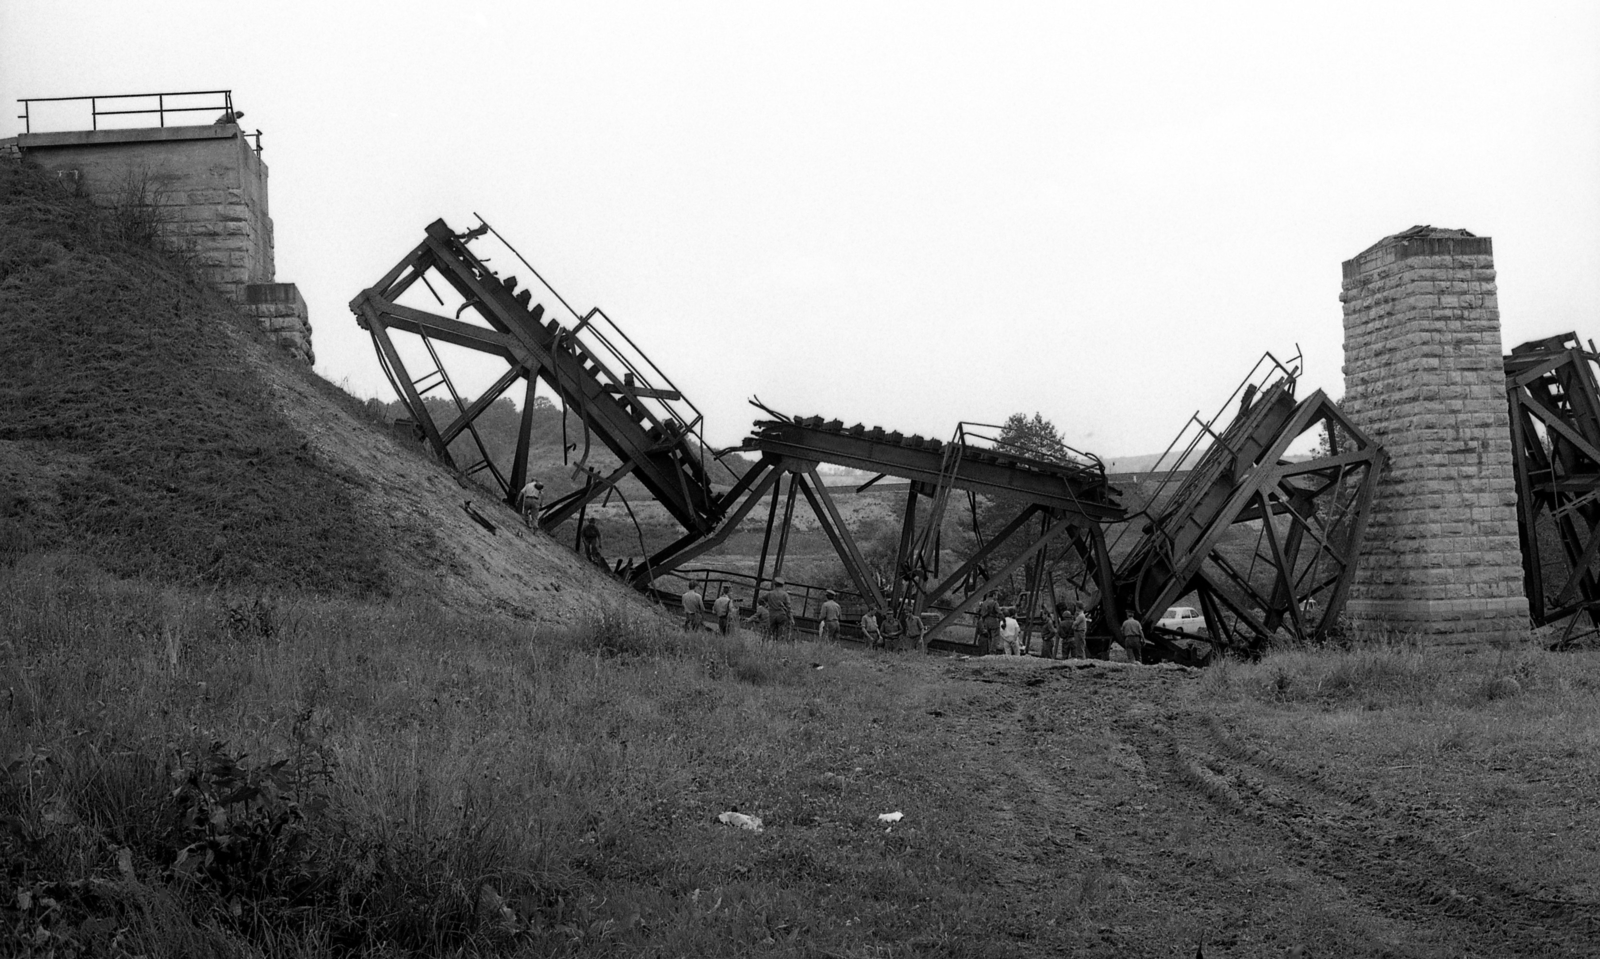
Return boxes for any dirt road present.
[930,657,1595,958]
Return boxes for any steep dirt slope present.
[250,347,644,622]
[0,158,644,620]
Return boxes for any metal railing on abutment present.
[16,89,263,152]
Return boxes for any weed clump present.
[1201,631,1567,713]
[1204,646,1442,709]
[579,608,685,659]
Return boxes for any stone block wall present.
[242,283,314,364]
[12,125,311,363]
[1340,226,1528,643]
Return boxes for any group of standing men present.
[676,580,919,650]
[860,603,928,653]
[681,582,740,635]
[679,579,795,640]
[973,590,1147,662]
[676,579,1150,663]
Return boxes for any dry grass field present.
[6,556,1600,957]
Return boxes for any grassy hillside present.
[0,159,386,596]
[5,561,1597,958]
[0,561,1030,957]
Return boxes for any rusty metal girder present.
[637,413,1129,650]
[350,218,721,535]
[1504,332,1600,632]
[349,218,1386,664]
[1113,376,1386,655]
[745,416,1124,524]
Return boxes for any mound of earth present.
[0,158,640,621]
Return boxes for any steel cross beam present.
[643,455,887,613]
[796,470,886,610]
[1118,378,1301,606]
[923,509,1080,643]
[1114,384,1385,652]
[682,411,1131,648]
[351,219,722,536]
[637,458,784,579]
[1504,333,1600,627]
[917,504,1044,615]
[745,418,1122,524]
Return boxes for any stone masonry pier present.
[1340,226,1527,643]
[10,124,313,364]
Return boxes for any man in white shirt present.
[1000,615,1022,656]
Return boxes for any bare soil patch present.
[920,653,1599,957]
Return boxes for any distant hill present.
[1103,450,1207,475]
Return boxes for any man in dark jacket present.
[976,591,1002,654]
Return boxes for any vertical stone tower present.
[1340,226,1527,642]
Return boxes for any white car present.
[1158,606,1208,636]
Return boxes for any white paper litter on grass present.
[877,811,904,823]
[717,811,764,833]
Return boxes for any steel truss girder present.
[700,414,1129,646]
[916,505,1115,644]
[642,456,1122,647]
[350,219,718,533]
[1505,333,1600,627]
[746,419,1123,523]
[1114,383,1386,652]
[641,456,886,606]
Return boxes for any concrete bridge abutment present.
[11,124,313,364]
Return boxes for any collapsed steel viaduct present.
[351,217,1600,654]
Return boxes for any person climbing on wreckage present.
[581,516,604,568]
[517,479,545,530]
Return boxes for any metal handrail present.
[17,89,235,133]
[653,565,866,621]
[467,212,738,487]
[951,420,1107,477]
[1106,348,1303,560]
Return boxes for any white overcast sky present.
[3,1,1597,456]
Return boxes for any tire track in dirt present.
[945,660,1235,956]
[1126,707,1600,958]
